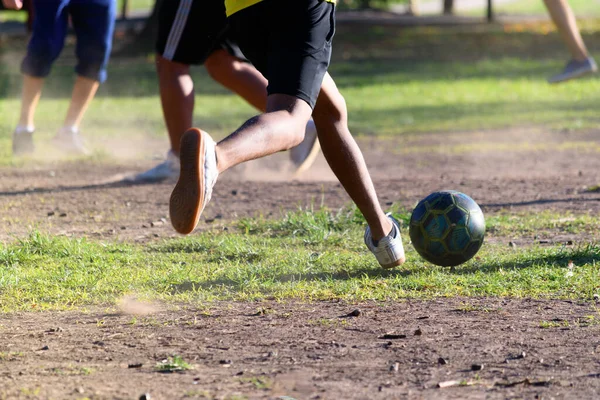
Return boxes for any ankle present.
[369,217,393,242]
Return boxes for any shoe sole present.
[169,128,205,234]
[292,138,321,177]
[381,257,406,269]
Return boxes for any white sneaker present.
[364,213,406,269]
[52,126,90,155]
[290,119,320,174]
[169,128,219,234]
[131,151,180,183]
[548,57,598,84]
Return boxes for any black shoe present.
[12,127,35,155]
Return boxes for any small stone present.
[47,211,55,217]
[150,220,164,227]
[75,387,84,394]
[471,364,484,371]
[593,294,599,301]
[139,394,151,400]
[438,357,448,365]
[414,328,422,336]
[219,359,232,365]
[348,309,361,317]
[389,362,399,372]
[40,345,49,351]
[508,241,517,248]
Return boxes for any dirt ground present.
[1,127,600,399]
[1,298,599,399]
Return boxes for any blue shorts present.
[22,0,116,83]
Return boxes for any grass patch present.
[0,208,599,312]
[155,355,193,373]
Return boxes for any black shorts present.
[155,0,245,65]
[228,0,336,108]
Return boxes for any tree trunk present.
[487,0,494,22]
[443,0,454,15]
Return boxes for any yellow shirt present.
[226,0,335,17]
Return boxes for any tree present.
[443,0,454,15]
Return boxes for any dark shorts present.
[22,0,116,82]
[228,0,336,108]
[156,0,245,65]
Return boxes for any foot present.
[169,128,219,234]
[52,127,90,155]
[548,57,598,84]
[290,119,320,174]
[130,151,180,183]
[12,126,35,155]
[364,213,406,269]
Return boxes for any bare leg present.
[543,0,588,61]
[62,75,99,129]
[312,73,392,242]
[156,55,194,157]
[18,74,44,128]
[205,49,267,112]
[216,94,310,171]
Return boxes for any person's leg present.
[544,0,597,83]
[169,94,311,234]
[312,73,392,241]
[56,0,115,153]
[131,0,230,183]
[14,0,69,155]
[17,74,43,129]
[205,48,321,173]
[205,49,267,111]
[62,76,99,129]
[156,55,195,158]
[544,0,588,61]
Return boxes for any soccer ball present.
[409,190,485,267]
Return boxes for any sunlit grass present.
[0,208,598,312]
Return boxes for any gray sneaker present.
[52,127,90,155]
[130,151,180,183]
[12,126,35,155]
[548,57,598,84]
[290,119,320,174]
[364,213,406,269]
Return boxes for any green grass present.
[0,207,599,312]
[155,355,193,373]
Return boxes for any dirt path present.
[1,298,599,399]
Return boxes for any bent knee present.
[313,90,348,125]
